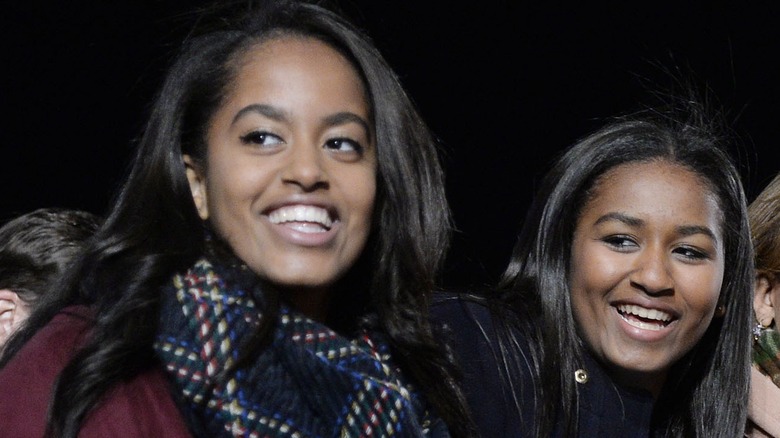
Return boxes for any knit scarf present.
[753,326,780,389]
[154,258,447,438]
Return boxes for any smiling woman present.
[0,1,472,437]
[569,161,726,398]
[183,37,377,318]
[432,101,754,437]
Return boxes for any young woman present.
[746,172,780,437]
[433,106,754,437]
[0,1,471,437]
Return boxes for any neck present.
[284,287,331,322]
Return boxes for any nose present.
[629,246,674,295]
[281,142,328,191]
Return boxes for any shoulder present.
[430,292,504,370]
[430,291,534,437]
[430,291,535,360]
[430,291,495,333]
[0,305,93,397]
[81,366,192,437]
[0,305,94,437]
[0,305,191,438]
[15,304,94,354]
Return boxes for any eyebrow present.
[324,112,372,143]
[232,104,286,125]
[231,104,372,142]
[675,224,718,242]
[594,212,719,242]
[594,212,643,228]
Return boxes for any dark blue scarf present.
[154,258,448,437]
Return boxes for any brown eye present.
[324,138,363,153]
[674,246,709,261]
[240,131,284,147]
[602,235,638,252]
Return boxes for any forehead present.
[225,35,368,106]
[580,160,723,229]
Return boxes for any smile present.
[616,304,673,331]
[268,205,334,233]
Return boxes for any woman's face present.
[569,160,725,397]
[185,37,376,315]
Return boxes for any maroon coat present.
[0,306,192,437]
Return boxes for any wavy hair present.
[0,1,471,436]
[497,104,753,437]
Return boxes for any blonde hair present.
[749,173,780,276]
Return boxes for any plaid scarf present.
[154,258,447,438]
[754,326,780,389]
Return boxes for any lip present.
[611,300,679,342]
[261,198,340,247]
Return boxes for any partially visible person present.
[0,208,100,348]
[0,210,189,438]
[747,172,780,437]
[434,103,754,437]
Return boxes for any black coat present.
[431,294,655,438]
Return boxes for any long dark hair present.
[496,104,753,437]
[0,1,471,436]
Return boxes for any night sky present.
[2,1,778,289]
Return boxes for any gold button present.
[574,369,589,384]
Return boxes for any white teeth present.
[621,316,665,331]
[268,205,333,229]
[286,222,328,234]
[617,304,672,323]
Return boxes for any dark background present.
[2,1,778,290]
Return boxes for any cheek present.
[570,243,621,298]
[682,265,724,312]
[773,288,780,325]
[207,162,271,215]
[569,244,626,336]
[569,267,607,315]
[569,249,602,323]
[354,181,376,221]
[343,168,377,226]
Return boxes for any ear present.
[0,289,30,345]
[753,273,778,327]
[183,154,209,221]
